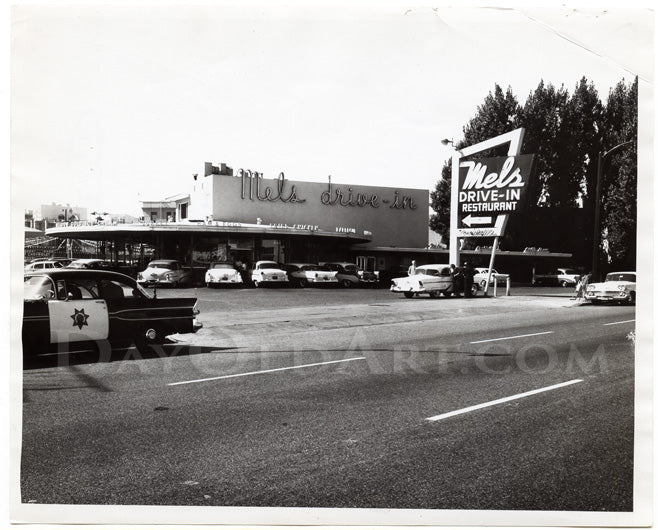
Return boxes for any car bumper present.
[192,318,203,332]
[585,292,632,302]
[137,279,178,286]
[206,277,242,284]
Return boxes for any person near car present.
[575,272,591,301]
[450,264,463,297]
[463,261,475,297]
[408,260,416,276]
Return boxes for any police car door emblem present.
[71,308,90,329]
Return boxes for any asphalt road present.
[21,288,635,511]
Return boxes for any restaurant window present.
[180,203,188,220]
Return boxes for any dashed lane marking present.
[470,331,554,344]
[168,356,366,386]
[603,319,636,326]
[426,379,584,422]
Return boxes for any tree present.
[600,77,638,271]
[428,161,451,243]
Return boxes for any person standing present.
[450,264,463,297]
[463,261,476,297]
[408,260,417,276]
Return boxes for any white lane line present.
[168,357,366,386]
[603,319,636,326]
[470,331,554,344]
[426,379,583,422]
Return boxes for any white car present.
[474,267,509,288]
[24,260,64,272]
[284,263,338,288]
[390,264,455,298]
[137,259,194,288]
[585,271,636,305]
[557,267,581,287]
[205,261,243,287]
[250,261,289,287]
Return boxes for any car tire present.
[253,280,261,288]
[471,284,479,297]
[590,299,601,305]
[299,279,308,288]
[429,291,439,298]
[628,292,636,305]
[561,280,569,287]
[341,279,354,288]
[403,291,414,299]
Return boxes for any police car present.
[23,269,202,356]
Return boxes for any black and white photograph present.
[8,1,654,527]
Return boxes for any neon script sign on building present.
[238,169,306,204]
[237,169,417,210]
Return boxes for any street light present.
[441,138,455,147]
[591,139,633,281]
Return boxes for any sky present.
[10,2,654,217]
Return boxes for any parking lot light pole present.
[591,140,633,282]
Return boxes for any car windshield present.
[24,275,55,300]
[211,263,233,269]
[606,273,635,282]
[259,262,280,269]
[563,269,578,274]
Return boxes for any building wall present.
[189,168,429,249]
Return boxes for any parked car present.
[24,260,64,272]
[322,262,378,287]
[556,267,581,287]
[284,263,338,287]
[377,265,410,288]
[205,261,243,287]
[584,271,636,305]
[65,259,116,271]
[390,264,461,298]
[473,267,509,288]
[250,261,289,287]
[136,259,194,288]
[22,269,202,356]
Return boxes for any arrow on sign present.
[462,214,492,227]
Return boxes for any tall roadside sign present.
[448,128,536,291]
[457,154,536,237]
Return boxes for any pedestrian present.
[450,264,463,297]
[408,260,417,276]
[463,261,475,297]
[578,272,591,301]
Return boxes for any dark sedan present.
[23,269,202,357]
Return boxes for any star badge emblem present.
[71,308,90,330]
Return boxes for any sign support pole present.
[449,150,462,267]
[483,236,499,295]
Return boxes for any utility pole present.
[591,140,633,281]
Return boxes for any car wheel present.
[470,284,478,296]
[299,279,308,288]
[403,291,414,299]
[134,327,162,355]
[341,279,354,288]
[253,280,260,288]
[628,292,636,305]
[561,280,569,287]
[590,299,600,305]
[428,291,439,298]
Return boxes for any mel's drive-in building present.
[46,157,572,280]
